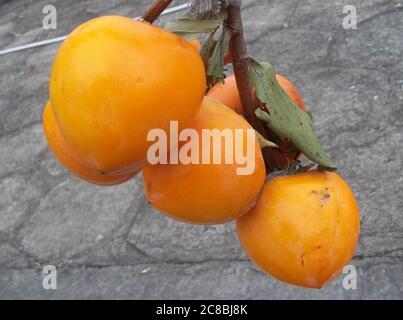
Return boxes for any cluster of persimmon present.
[43,16,360,289]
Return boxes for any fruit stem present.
[142,0,174,23]
[225,5,279,171]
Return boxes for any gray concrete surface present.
[0,0,402,299]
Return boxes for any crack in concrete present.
[358,5,403,27]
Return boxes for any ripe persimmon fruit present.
[43,101,136,186]
[50,16,205,176]
[207,75,244,114]
[236,171,360,288]
[207,74,306,169]
[143,97,266,224]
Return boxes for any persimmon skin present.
[236,171,360,288]
[143,97,266,225]
[43,102,136,186]
[207,75,244,114]
[50,16,205,175]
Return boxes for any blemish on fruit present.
[321,193,330,201]
[309,190,331,207]
[300,245,322,266]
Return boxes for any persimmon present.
[236,171,360,288]
[142,97,266,224]
[43,102,136,186]
[207,75,244,114]
[207,74,306,169]
[189,39,200,50]
[50,16,205,176]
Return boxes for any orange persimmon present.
[50,16,205,176]
[236,171,360,288]
[143,97,266,224]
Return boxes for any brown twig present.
[225,5,279,170]
[142,0,174,23]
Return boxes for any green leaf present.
[249,58,336,170]
[206,27,230,85]
[176,32,202,40]
[165,12,226,34]
[199,33,216,69]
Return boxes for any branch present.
[225,5,279,170]
[142,0,174,23]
